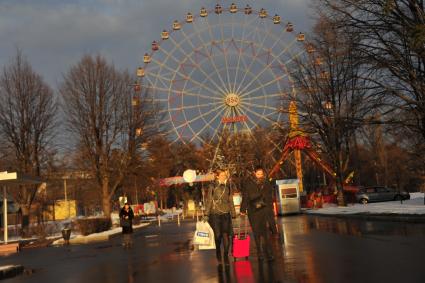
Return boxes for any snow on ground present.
[51,222,150,245]
[2,210,183,244]
[306,192,425,215]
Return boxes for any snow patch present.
[306,192,425,215]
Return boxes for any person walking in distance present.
[241,166,276,261]
[204,169,236,265]
[119,202,134,248]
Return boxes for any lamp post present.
[2,186,7,244]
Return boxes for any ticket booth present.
[276,179,301,215]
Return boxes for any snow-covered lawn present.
[52,222,150,245]
[306,192,425,215]
[1,209,183,245]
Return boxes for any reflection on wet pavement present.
[2,216,425,283]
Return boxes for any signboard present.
[54,200,77,220]
[221,115,247,124]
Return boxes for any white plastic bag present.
[193,221,215,249]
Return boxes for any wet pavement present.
[1,215,425,283]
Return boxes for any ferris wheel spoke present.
[235,21,293,95]
[168,36,230,96]
[145,69,222,101]
[167,37,230,96]
[240,105,281,150]
[241,101,278,112]
[237,37,301,96]
[172,103,224,131]
[232,17,265,93]
[210,107,232,143]
[235,23,271,95]
[168,101,216,112]
[246,93,284,100]
[190,105,227,143]
[143,68,174,90]
[150,57,221,97]
[233,106,258,138]
[194,17,230,94]
[232,15,252,94]
[141,82,221,101]
[240,72,290,99]
[240,48,306,99]
[238,104,279,127]
[217,14,233,93]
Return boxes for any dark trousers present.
[248,208,273,258]
[209,213,232,259]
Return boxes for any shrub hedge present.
[74,217,111,236]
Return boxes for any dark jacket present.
[205,182,236,217]
[241,177,277,234]
[119,207,134,234]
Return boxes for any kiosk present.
[275,179,301,215]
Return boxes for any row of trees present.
[0,1,424,229]
[284,0,425,204]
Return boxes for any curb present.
[304,212,425,223]
[0,265,24,280]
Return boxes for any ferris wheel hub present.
[224,93,241,107]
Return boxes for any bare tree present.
[288,15,378,205]
[60,55,155,216]
[0,50,57,234]
[320,0,425,199]
[323,0,425,152]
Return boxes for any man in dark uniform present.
[240,166,277,261]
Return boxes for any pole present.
[64,178,69,219]
[3,186,7,244]
[177,213,180,226]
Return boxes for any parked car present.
[355,186,410,204]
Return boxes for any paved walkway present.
[1,215,425,283]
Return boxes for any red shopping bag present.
[233,215,250,259]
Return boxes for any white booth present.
[275,179,301,215]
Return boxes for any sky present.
[0,0,314,88]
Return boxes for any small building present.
[275,179,301,215]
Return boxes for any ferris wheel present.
[137,3,309,153]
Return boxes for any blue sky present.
[0,0,314,87]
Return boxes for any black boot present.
[264,235,274,261]
[223,234,230,265]
[255,235,264,260]
[215,238,222,263]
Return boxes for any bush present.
[74,217,112,236]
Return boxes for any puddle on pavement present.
[173,239,193,254]
[297,215,425,237]
[94,244,113,250]
[145,235,159,238]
